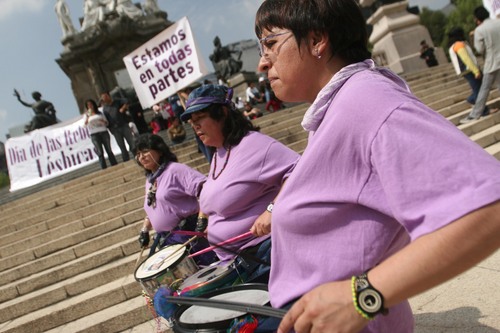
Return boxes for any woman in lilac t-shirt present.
[252,1,500,332]
[181,84,299,282]
[135,133,216,265]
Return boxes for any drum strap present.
[161,295,287,319]
[237,238,271,267]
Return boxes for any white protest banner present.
[483,0,500,18]
[123,16,209,108]
[5,117,119,192]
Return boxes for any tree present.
[419,7,447,47]
[417,0,483,51]
[0,172,9,189]
[444,0,483,41]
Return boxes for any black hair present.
[447,27,466,46]
[255,0,371,64]
[84,99,102,115]
[474,6,490,22]
[134,133,178,174]
[203,103,260,147]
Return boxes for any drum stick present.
[135,246,146,269]
[162,295,287,319]
[157,235,198,266]
[170,230,206,237]
[188,231,253,258]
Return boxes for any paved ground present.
[411,249,500,333]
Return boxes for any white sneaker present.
[459,116,478,124]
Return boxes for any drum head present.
[173,284,268,332]
[178,259,235,292]
[134,244,186,280]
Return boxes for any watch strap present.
[351,274,388,319]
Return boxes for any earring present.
[315,48,322,59]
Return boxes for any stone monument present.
[56,0,172,114]
[360,0,447,74]
[209,36,243,82]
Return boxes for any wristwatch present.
[266,202,274,213]
[353,274,388,318]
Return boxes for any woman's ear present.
[308,30,328,59]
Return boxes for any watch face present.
[267,203,274,212]
[358,288,383,314]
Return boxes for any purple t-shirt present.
[143,162,205,232]
[270,69,500,332]
[200,131,299,261]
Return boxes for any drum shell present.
[134,245,199,297]
[172,283,268,333]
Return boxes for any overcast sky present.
[0,0,450,142]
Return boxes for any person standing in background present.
[100,91,136,162]
[460,6,500,124]
[83,99,118,169]
[419,40,438,67]
[448,27,488,113]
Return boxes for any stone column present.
[363,0,448,74]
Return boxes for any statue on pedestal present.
[81,0,107,30]
[143,0,161,16]
[13,90,58,132]
[55,0,77,38]
[114,0,143,19]
[209,36,243,81]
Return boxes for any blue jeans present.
[463,72,482,105]
[469,68,500,119]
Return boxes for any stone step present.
[457,106,500,138]
[470,123,500,149]
[42,296,153,333]
[0,162,141,220]
[0,213,141,276]
[0,274,143,333]
[0,248,147,325]
[485,141,500,159]
[0,189,143,251]
[0,230,142,304]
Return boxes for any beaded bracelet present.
[351,276,373,320]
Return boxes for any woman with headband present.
[181,84,299,282]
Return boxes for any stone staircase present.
[0,62,499,333]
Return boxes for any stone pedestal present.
[366,1,447,74]
[56,11,172,114]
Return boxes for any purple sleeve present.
[257,141,300,186]
[370,102,500,240]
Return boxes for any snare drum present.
[173,284,269,333]
[134,244,198,297]
[176,259,244,297]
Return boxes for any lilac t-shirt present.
[143,162,205,232]
[200,131,299,261]
[270,69,500,332]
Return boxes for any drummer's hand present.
[278,280,369,333]
[138,230,150,248]
[250,211,271,236]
